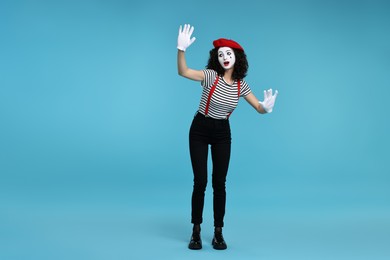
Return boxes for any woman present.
[177,24,278,250]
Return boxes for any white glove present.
[177,24,196,51]
[259,89,278,113]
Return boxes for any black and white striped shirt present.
[198,69,251,119]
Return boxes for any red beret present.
[213,38,244,51]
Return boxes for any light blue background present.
[1,0,389,259]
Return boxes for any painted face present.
[218,47,236,70]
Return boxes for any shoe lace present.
[214,231,224,243]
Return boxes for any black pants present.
[189,112,231,227]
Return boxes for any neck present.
[223,69,234,84]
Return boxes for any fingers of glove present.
[264,89,270,100]
[273,90,279,99]
[185,24,191,34]
[260,94,276,113]
[268,89,273,99]
[189,37,196,46]
[188,25,194,37]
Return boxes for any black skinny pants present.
[189,112,231,228]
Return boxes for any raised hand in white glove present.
[177,24,196,51]
[259,89,279,113]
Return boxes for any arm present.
[244,92,267,114]
[177,50,204,81]
[177,24,205,82]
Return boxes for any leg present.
[189,124,209,225]
[211,138,230,250]
[211,137,231,228]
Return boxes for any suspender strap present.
[204,77,241,119]
[226,79,240,119]
[204,76,219,116]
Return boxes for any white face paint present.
[218,47,236,70]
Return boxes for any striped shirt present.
[198,69,251,119]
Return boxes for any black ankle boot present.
[212,227,227,250]
[188,225,202,250]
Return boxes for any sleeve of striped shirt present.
[201,69,217,88]
[240,80,252,97]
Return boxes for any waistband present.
[195,111,229,121]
